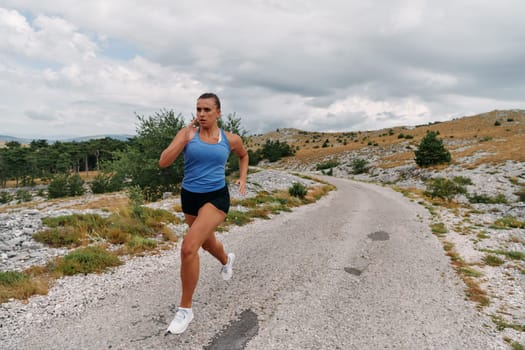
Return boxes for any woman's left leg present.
[179,203,226,308]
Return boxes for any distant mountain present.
[0,135,33,144]
[59,134,134,142]
[0,134,134,144]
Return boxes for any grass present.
[0,271,48,303]
[442,241,489,307]
[430,222,447,235]
[48,246,122,277]
[482,249,525,261]
[491,216,525,229]
[492,315,525,332]
[483,254,505,267]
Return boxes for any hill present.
[247,109,525,168]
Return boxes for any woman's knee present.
[181,240,199,259]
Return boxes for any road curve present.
[9,177,505,349]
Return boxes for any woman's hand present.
[235,178,247,196]
[159,118,199,168]
[183,118,199,142]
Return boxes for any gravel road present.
[3,177,506,349]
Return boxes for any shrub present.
[261,139,294,162]
[47,174,69,198]
[452,176,473,186]
[47,173,85,198]
[15,190,32,202]
[68,174,85,196]
[424,177,467,201]
[494,120,501,126]
[414,131,451,167]
[316,159,339,170]
[468,193,508,204]
[351,158,368,174]
[289,182,307,199]
[0,191,13,204]
[50,246,122,276]
[90,173,124,194]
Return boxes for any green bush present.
[452,176,473,186]
[468,193,508,204]
[47,173,85,198]
[351,158,368,174]
[15,190,32,202]
[289,182,307,199]
[47,174,69,198]
[67,174,85,196]
[424,177,467,201]
[261,139,295,162]
[90,173,124,194]
[0,191,14,204]
[414,131,451,167]
[316,159,339,170]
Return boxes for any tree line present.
[0,110,295,201]
[0,137,127,188]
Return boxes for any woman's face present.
[196,98,220,128]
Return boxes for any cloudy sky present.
[1,1,524,139]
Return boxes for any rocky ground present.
[1,157,524,346]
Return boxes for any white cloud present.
[0,2,525,139]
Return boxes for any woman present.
[159,93,248,334]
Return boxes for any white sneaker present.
[221,253,235,281]
[167,308,193,334]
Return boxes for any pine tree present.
[414,131,451,167]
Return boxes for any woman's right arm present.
[159,119,197,168]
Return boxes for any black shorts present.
[181,185,230,216]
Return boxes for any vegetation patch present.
[0,271,48,303]
[482,249,525,261]
[492,315,525,332]
[491,216,525,229]
[468,193,508,204]
[430,222,448,235]
[443,242,489,307]
[483,254,505,267]
[48,246,122,277]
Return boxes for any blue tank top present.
[182,129,231,193]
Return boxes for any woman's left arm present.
[227,133,249,195]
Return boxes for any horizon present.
[1,107,523,141]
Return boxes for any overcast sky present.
[1,1,524,139]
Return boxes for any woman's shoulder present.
[223,130,242,148]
